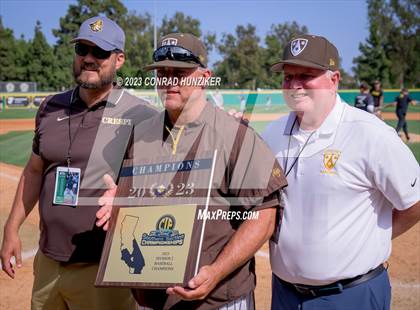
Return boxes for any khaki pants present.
[32,250,136,310]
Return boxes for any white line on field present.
[0,171,20,182]
[392,281,420,289]
[0,247,38,269]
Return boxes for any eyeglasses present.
[153,45,204,67]
[75,42,119,59]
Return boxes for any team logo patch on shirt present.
[291,38,308,56]
[90,19,103,32]
[101,117,132,126]
[321,149,341,175]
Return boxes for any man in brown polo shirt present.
[99,33,288,309]
[0,16,157,310]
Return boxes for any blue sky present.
[0,0,369,73]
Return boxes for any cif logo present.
[156,215,176,231]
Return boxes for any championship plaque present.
[96,151,217,288]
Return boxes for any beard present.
[73,59,116,89]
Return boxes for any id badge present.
[53,167,81,207]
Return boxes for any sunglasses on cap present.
[75,42,120,59]
[153,45,205,67]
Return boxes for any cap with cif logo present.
[271,34,339,72]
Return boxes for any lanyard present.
[284,116,316,177]
[66,88,86,168]
[66,87,125,167]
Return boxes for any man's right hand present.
[0,227,22,278]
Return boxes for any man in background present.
[370,80,384,118]
[354,82,374,113]
[393,88,417,141]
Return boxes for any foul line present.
[392,281,420,289]
[0,171,20,182]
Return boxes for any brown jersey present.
[123,103,287,309]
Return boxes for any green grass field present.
[1,102,418,118]
[381,104,420,113]
[0,109,38,119]
[384,120,420,135]
[0,118,418,167]
[0,131,33,166]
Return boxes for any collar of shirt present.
[160,101,213,154]
[282,95,346,156]
[71,84,123,111]
[284,95,345,137]
[164,101,215,131]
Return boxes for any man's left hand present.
[96,174,117,231]
[166,265,221,300]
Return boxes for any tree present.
[118,11,155,87]
[159,12,216,57]
[215,24,265,89]
[353,0,420,88]
[159,12,201,37]
[353,0,392,87]
[387,0,420,87]
[0,17,29,82]
[26,21,59,90]
[339,67,358,89]
[214,22,310,89]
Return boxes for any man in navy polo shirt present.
[393,88,417,141]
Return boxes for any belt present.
[276,264,385,297]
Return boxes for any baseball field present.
[0,106,419,309]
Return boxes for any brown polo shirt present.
[33,87,158,262]
[124,102,287,309]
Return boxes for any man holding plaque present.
[97,33,288,309]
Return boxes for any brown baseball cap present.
[145,33,208,71]
[271,34,339,72]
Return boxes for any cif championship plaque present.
[96,152,216,288]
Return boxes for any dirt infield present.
[0,119,35,135]
[0,162,419,309]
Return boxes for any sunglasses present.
[75,42,119,59]
[153,45,204,67]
